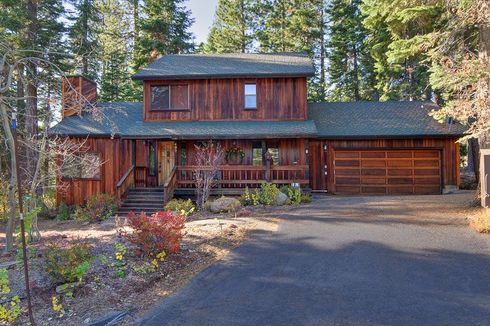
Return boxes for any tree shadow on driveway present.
[138,229,490,326]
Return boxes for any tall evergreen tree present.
[361,0,443,100]
[98,0,134,102]
[255,0,321,56]
[134,0,194,69]
[203,0,255,53]
[327,0,376,101]
[69,0,101,80]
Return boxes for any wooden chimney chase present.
[62,75,97,118]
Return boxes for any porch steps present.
[117,188,165,217]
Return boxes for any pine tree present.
[98,0,133,102]
[203,0,255,53]
[361,0,443,100]
[327,0,376,101]
[69,0,101,80]
[255,0,321,55]
[134,0,194,69]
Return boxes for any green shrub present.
[240,187,258,206]
[301,193,313,203]
[56,202,71,221]
[257,183,279,205]
[241,184,282,206]
[44,242,93,285]
[280,186,302,205]
[74,193,118,222]
[0,268,21,323]
[165,199,196,216]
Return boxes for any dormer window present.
[244,83,257,109]
[151,84,188,111]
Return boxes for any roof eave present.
[316,134,465,140]
[131,72,315,81]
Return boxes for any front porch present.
[115,138,310,204]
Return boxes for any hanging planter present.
[225,146,245,165]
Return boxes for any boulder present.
[274,191,289,206]
[210,197,241,213]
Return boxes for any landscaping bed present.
[0,206,280,325]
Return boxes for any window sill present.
[244,107,257,110]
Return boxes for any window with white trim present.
[244,83,257,109]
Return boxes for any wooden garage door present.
[333,149,442,195]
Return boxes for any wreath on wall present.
[225,146,245,164]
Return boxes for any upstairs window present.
[151,84,188,110]
[244,83,257,109]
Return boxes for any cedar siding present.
[143,78,308,121]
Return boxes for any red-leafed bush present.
[125,211,186,256]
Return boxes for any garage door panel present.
[336,160,360,167]
[388,186,414,195]
[336,177,360,185]
[335,151,359,158]
[388,169,413,176]
[361,186,387,194]
[388,177,413,185]
[415,185,441,194]
[361,168,386,176]
[414,177,441,185]
[387,160,412,167]
[414,150,439,158]
[361,151,386,158]
[333,149,441,195]
[336,169,361,176]
[414,160,439,167]
[414,169,439,176]
[387,151,413,158]
[336,186,361,194]
[361,177,386,185]
[362,160,386,167]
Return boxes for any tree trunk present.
[319,5,326,101]
[352,42,360,101]
[133,0,140,49]
[0,101,18,253]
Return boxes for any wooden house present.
[50,53,465,213]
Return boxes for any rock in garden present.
[210,197,241,213]
[274,191,289,206]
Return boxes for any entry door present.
[157,141,175,186]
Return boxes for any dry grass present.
[469,208,490,233]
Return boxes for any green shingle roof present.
[48,102,318,139]
[49,101,467,139]
[132,52,315,80]
[308,101,466,138]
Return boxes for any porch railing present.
[116,164,135,201]
[163,166,178,204]
[176,165,309,189]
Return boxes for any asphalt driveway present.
[139,192,490,326]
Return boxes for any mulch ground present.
[0,207,280,325]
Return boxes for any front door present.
[157,141,175,186]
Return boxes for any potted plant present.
[225,146,245,164]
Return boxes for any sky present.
[188,0,219,44]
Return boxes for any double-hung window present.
[244,83,257,109]
[150,84,189,110]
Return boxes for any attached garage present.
[332,149,441,195]
[308,101,467,195]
